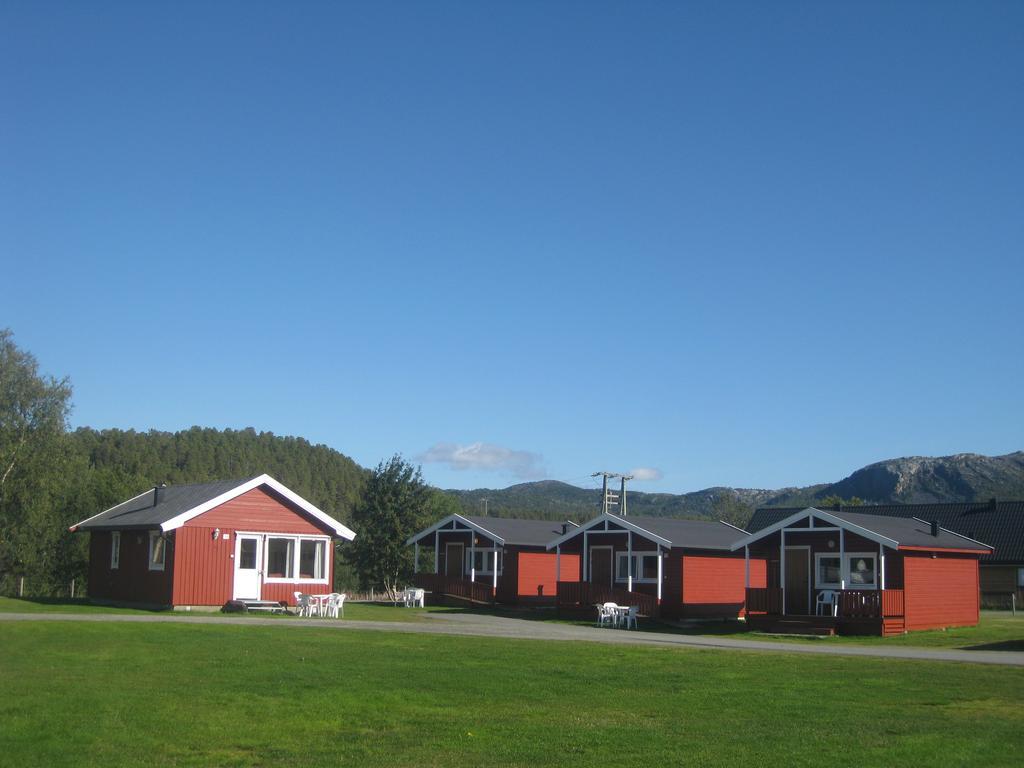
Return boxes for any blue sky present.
[2,2,1022,494]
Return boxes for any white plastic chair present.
[326,593,346,619]
[295,593,315,617]
[410,588,424,608]
[599,602,619,627]
[622,605,639,630]
[815,590,838,617]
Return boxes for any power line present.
[591,471,632,516]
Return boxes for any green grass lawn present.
[5,597,1023,651]
[667,611,1024,651]
[0,596,162,614]
[1,621,1022,767]
[488,606,1024,651]
[0,596,448,622]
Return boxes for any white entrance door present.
[233,535,262,600]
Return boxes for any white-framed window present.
[1017,568,1024,588]
[263,535,331,583]
[110,532,120,570]
[848,555,877,587]
[615,552,660,583]
[148,531,166,571]
[466,548,503,575]
[267,537,295,578]
[816,555,841,588]
[815,552,877,589]
[299,539,326,580]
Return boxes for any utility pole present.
[592,472,621,515]
[481,498,489,516]
[620,474,633,517]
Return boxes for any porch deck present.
[556,581,659,618]
[413,573,495,605]
[745,588,906,636]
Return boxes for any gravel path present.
[2,610,1021,666]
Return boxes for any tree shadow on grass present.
[961,639,1024,652]
[3,596,172,613]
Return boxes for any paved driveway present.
[2,610,1021,666]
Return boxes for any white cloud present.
[630,467,663,482]
[417,442,546,480]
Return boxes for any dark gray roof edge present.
[72,477,262,531]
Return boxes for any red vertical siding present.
[261,573,334,606]
[518,552,580,599]
[903,552,980,631]
[172,526,235,606]
[170,486,339,606]
[681,553,766,618]
[184,487,332,534]
[171,527,336,607]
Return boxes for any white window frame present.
[298,538,328,581]
[110,532,120,570]
[261,534,331,585]
[1017,567,1024,588]
[466,547,503,576]
[615,551,660,584]
[814,551,878,590]
[148,531,166,571]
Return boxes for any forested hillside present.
[70,426,367,520]
[1,424,371,596]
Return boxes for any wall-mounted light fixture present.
[213,528,221,541]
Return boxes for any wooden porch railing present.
[556,581,658,617]
[745,587,782,614]
[745,587,904,618]
[838,589,880,618]
[413,573,495,604]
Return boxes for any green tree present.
[711,491,754,530]
[0,329,75,593]
[345,455,430,599]
[818,495,864,508]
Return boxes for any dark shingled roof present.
[748,501,1020,562]
[462,516,569,546]
[73,478,258,531]
[616,515,744,550]
[547,514,744,550]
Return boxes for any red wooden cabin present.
[407,514,581,605]
[546,513,764,619]
[731,507,993,635]
[70,475,356,609]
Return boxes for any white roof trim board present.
[545,512,673,550]
[159,474,356,539]
[406,513,505,546]
[729,507,900,551]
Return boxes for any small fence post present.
[1013,592,1016,617]
[71,579,76,599]
[18,576,24,598]
[370,587,374,603]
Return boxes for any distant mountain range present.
[445,451,1024,522]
